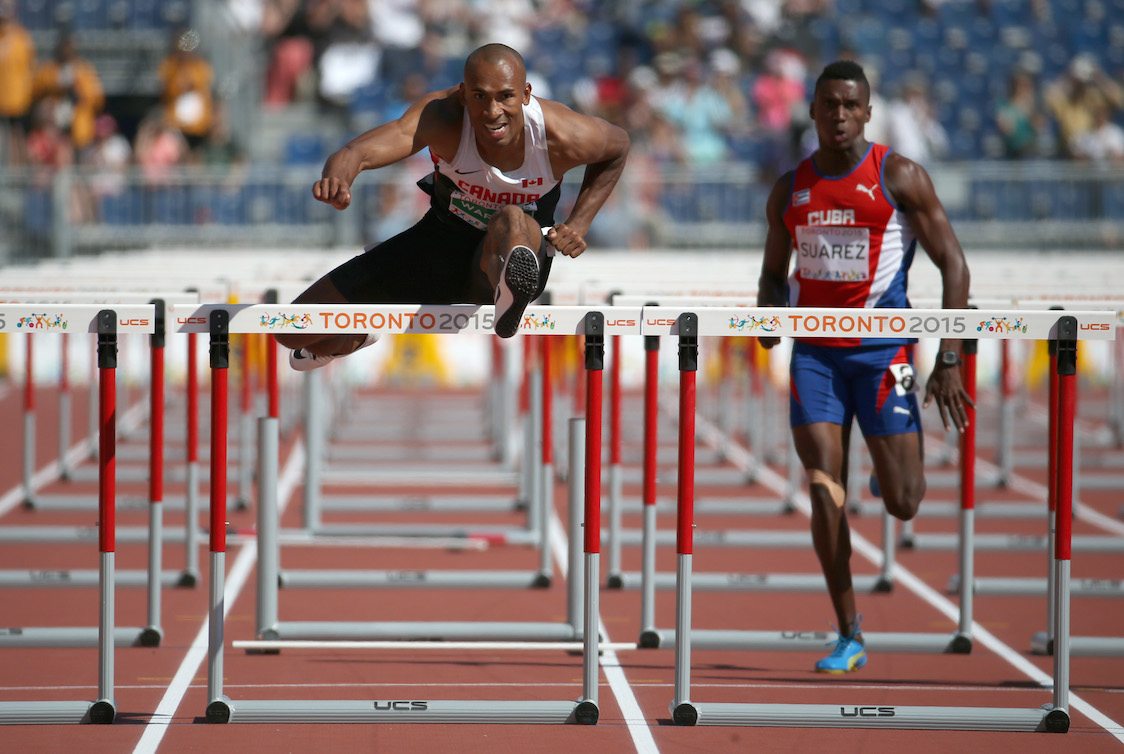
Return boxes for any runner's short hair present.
[816,60,869,94]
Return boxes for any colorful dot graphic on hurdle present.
[169,302,642,725]
[0,304,154,724]
[627,304,1114,732]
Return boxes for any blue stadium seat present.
[98,187,142,225]
[73,0,110,30]
[205,188,247,225]
[20,0,52,30]
[22,188,52,237]
[284,134,326,166]
[149,186,193,224]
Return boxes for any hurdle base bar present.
[278,569,552,590]
[611,572,891,593]
[612,529,812,548]
[0,526,206,544]
[25,493,244,512]
[640,629,971,654]
[613,497,798,517]
[0,569,196,589]
[1031,632,1124,656]
[272,621,581,642]
[902,532,1124,553]
[300,524,539,546]
[672,702,1067,732]
[0,700,115,725]
[206,697,590,724]
[948,574,1124,597]
[317,493,523,514]
[852,500,1046,520]
[0,626,159,648]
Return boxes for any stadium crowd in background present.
[1,0,1122,197]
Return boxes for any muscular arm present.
[756,172,795,348]
[540,99,630,257]
[312,87,460,210]
[884,152,974,430]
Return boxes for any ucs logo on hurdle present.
[372,700,429,711]
[840,706,897,718]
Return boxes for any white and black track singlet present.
[420,96,562,232]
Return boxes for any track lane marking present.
[132,441,304,754]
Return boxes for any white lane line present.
[132,441,304,754]
[549,509,658,753]
[698,417,1124,744]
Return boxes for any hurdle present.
[0,306,152,723]
[170,303,632,644]
[181,304,617,723]
[661,306,1116,731]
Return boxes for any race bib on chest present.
[795,225,871,282]
[448,185,540,231]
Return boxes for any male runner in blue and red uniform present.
[277,43,629,367]
[757,60,973,673]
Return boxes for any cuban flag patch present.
[793,188,811,206]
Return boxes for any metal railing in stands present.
[0,161,1121,260]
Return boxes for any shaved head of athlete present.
[460,44,532,153]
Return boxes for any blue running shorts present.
[789,341,921,437]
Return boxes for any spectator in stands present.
[369,0,425,85]
[994,69,1049,160]
[134,111,189,185]
[313,0,378,116]
[158,27,215,152]
[885,73,948,166]
[196,100,246,169]
[1071,104,1124,164]
[0,0,35,165]
[31,32,105,155]
[752,48,808,179]
[262,0,316,108]
[25,99,73,178]
[657,55,734,166]
[84,113,132,200]
[1045,54,1124,159]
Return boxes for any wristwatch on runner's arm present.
[936,350,961,368]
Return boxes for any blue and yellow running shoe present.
[815,633,867,674]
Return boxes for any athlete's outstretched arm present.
[756,172,795,349]
[885,153,973,431]
[312,87,459,211]
[540,99,630,257]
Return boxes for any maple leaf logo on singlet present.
[855,183,879,201]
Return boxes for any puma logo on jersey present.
[855,183,879,201]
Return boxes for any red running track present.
[0,365,1122,753]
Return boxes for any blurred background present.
[0,0,1122,262]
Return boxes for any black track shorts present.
[328,210,552,305]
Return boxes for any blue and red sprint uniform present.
[783,143,920,436]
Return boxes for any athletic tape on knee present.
[809,469,846,509]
